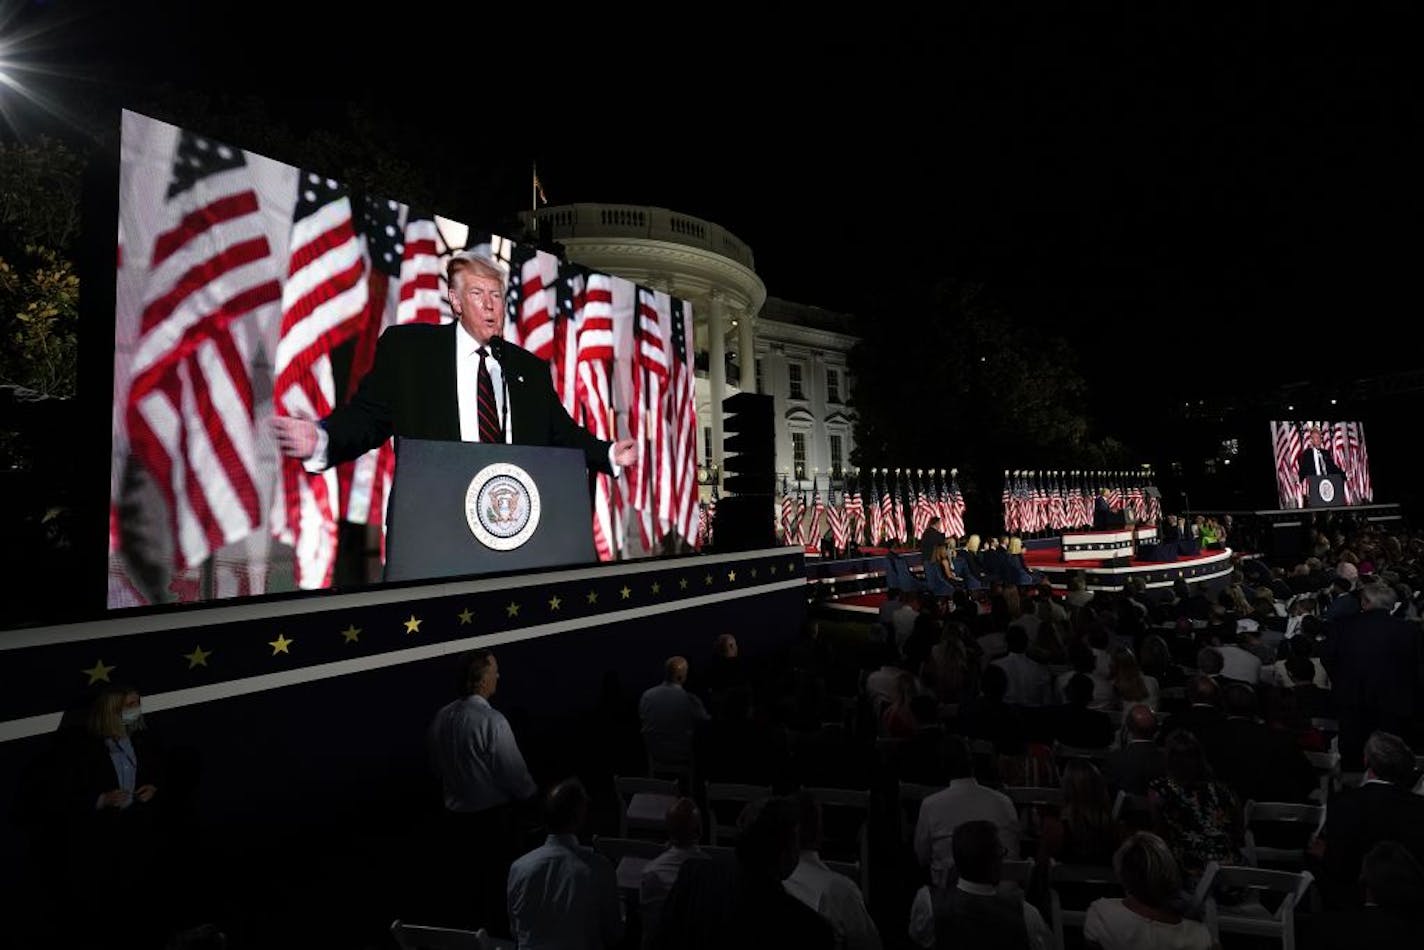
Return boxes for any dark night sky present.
[11,4,1423,430]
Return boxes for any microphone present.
[488,335,510,442]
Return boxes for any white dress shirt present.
[784,850,882,950]
[507,833,623,950]
[913,778,1020,888]
[639,844,704,937]
[427,695,537,813]
[638,681,709,765]
[908,879,1051,949]
[991,653,1052,706]
[1217,643,1263,684]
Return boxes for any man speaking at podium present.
[272,253,637,474]
[1297,425,1343,480]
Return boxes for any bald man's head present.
[665,656,689,684]
[1126,704,1158,741]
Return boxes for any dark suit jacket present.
[1053,705,1115,750]
[322,323,612,473]
[919,526,946,563]
[1298,445,1344,479]
[651,853,835,950]
[1320,781,1424,907]
[1322,610,1420,721]
[1106,740,1166,795]
[1207,718,1317,803]
[1161,704,1223,745]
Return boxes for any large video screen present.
[110,111,699,608]
[1270,420,1374,509]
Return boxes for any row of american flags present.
[778,470,968,549]
[110,112,700,606]
[1272,420,1374,509]
[1003,471,1161,534]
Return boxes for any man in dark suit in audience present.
[1311,842,1424,947]
[1160,675,1223,745]
[1207,683,1316,803]
[1321,582,1421,766]
[1054,674,1114,749]
[1315,731,1424,909]
[1107,705,1166,795]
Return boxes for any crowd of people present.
[17,516,1424,949]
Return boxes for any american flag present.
[697,486,718,549]
[270,172,368,589]
[808,483,827,549]
[505,244,557,361]
[629,287,671,549]
[1002,475,1015,534]
[866,478,884,546]
[945,475,966,539]
[795,486,810,546]
[337,207,446,557]
[125,129,283,573]
[895,476,911,544]
[912,480,934,540]
[1273,421,1305,508]
[667,298,699,544]
[552,267,583,417]
[1353,422,1373,502]
[573,271,621,561]
[780,481,798,544]
[845,477,865,544]
[827,486,848,553]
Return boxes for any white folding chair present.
[1242,801,1325,868]
[1001,857,1035,889]
[592,835,668,894]
[1303,750,1339,803]
[1111,790,1152,826]
[1193,862,1314,950]
[614,775,680,839]
[390,919,505,950]
[704,782,772,844]
[1049,864,1120,950]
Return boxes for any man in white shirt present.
[991,628,1051,706]
[639,797,704,942]
[1217,638,1263,684]
[508,779,623,950]
[639,656,709,768]
[784,792,881,950]
[908,820,1051,949]
[914,737,1020,888]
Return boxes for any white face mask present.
[121,707,141,726]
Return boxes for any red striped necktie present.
[477,346,503,443]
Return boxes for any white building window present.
[704,428,712,468]
[829,434,844,478]
[788,363,805,400]
[826,368,841,404]
[755,358,764,393]
[792,432,807,480]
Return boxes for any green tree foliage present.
[848,279,1135,518]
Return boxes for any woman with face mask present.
[80,686,160,812]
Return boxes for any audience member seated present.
[902,597,943,672]
[1109,648,1158,711]
[1059,640,1115,709]
[879,589,919,651]
[1316,731,1424,909]
[640,656,710,770]
[924,623,976,703]
[1055,674,1115,749]
[1312,842,1424,948]
[1039,760,1122,866]
[650,796,834,949]
[914,736,1021,889]
[1083,832,1213,950]
[1216,630,1265,685]
[962,535,989,586]
[1207,683,1316,803]
[1138,635,1184,692]
[1161,675,1223,749]
[1028,618,1068,667]
[1273,631,1330,690]
[865,645,905,712]
[881,671,921,739]
[640,797,705,940]
[1066,572,1096,609]
[1107,706,1166,796]
[992,627,1052,707]
[784,791,882,950]
[1194,646,1225,682]
[908,820,1053,949]
[507,779,623,950]
[958,665,1027,756]
[1147,731,1243,885]
[1264,685,1330,753]
[895,696,951,785]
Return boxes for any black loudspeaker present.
[719,392,776,550]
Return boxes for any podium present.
[1305,474,1346,509]
[384,439,596,582]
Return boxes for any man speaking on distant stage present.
[271,252,637,474]
[1297,424,1344,480]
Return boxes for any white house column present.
[738,309,756,392]
[708,291,727,482]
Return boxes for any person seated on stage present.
[1161,515,1183,543]
[962,535,988,584]
[929,542,960,585]
[1005,537,1037,586]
